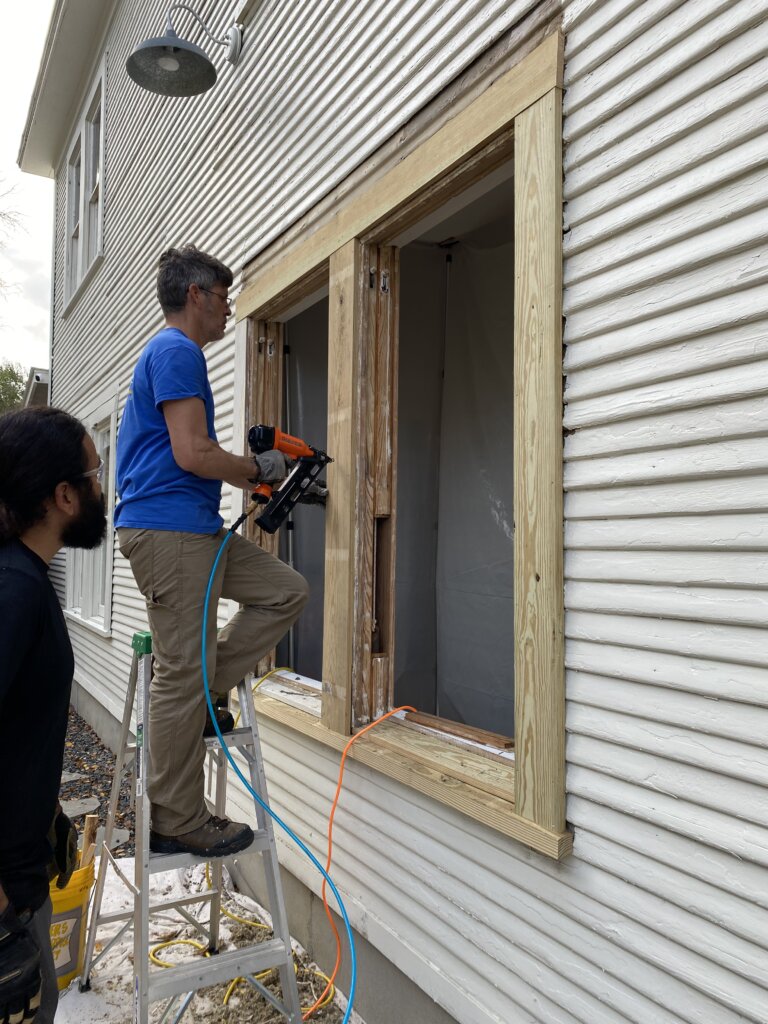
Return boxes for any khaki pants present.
[117,528,309,835]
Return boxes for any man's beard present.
[62,490,108,549]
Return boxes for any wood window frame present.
[236,32,570,859]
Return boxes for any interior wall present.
[395,244,446,713]
[396,233,514,733]
[276,298,329,680]
[436,241,514,732]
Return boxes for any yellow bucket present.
[48,858,95,991]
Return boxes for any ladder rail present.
[81,637,305,1024]
[81,650,139,989]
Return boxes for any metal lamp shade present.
[126,30,216,96]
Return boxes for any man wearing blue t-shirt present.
[115,246,308,859]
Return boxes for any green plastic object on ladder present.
[131,631,152,655]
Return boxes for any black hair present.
[0,406,88,542]
[156,245,234,315]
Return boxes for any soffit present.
[18,0,118,177]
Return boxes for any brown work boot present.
[150,815,254,857]
[203,708,235,737]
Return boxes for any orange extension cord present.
[302,705,416,1020]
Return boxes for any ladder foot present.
[79,979,92,993]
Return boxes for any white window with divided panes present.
[64,67,104,307]
[66,394,117,633]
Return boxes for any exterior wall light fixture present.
[126,4,244,96]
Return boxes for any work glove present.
[0,902,41,1024]
[47,809,78,890]
[253,450,290,484]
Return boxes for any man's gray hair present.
[157,245,233,314]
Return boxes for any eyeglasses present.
[199,287,232,311]
[79,458,105,484]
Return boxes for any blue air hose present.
[201,526,357,1024]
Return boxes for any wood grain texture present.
[254,691,572,860]
[244,320,284,678]
[236,32,563,322]
[405,711,514,749]
[365,721,514,802]
[513,87,565,831]
[321,240,363,735]
[351,243,376,728]
[372,246,399,718]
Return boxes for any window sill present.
[253,690,572,860]
[64,609,112,638]
[62,252,104,318]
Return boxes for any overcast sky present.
[0,0,57,374]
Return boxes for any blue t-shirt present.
[114,327,223,533]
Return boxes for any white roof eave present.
[18,0,118,178]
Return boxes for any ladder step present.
[148,833,271,874]
[204,727,253,750]
[95,891,219,926]
[146,939,290,1001]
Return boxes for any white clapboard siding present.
[44,0,768,1021]
[560,1,768,1021]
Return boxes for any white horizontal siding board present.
[566,137,768,266]
[564,89,768,231]
[563,244,767,344]
[565,514,768,551]
[567,609,768,669]
[567,549,768,588]
[565,436,768,488]
[567,797,768,914]
[568,671,768,746]
[571,826,768,952]
[565,395,768,460]
[563,281,768,371]
[568,701,768,790]
[564,0,764,141]
[566,475,768,518]
[564,319,768,402]
[562,0,682,65]
[569,761,768,868]
[568,734,768,835]
[564,163,768,290]
[566,638,768,708]
[563,212,767,320]
[564,55,768,200]
[567,580,768,628]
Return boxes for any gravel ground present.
[60,706,348,1024]
[61,706,136,855]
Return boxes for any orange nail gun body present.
[248,423,332,534]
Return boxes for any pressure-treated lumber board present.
[254,693,572,859]
[236,32,563,323]
[364,720,514,802]
[351,243,377,727]
[405,711,513,749]
[321,240,363,735]
[513,87,565,832]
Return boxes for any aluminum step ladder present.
[80,631,302,1024]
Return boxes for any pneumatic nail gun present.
[247,424,332,534]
